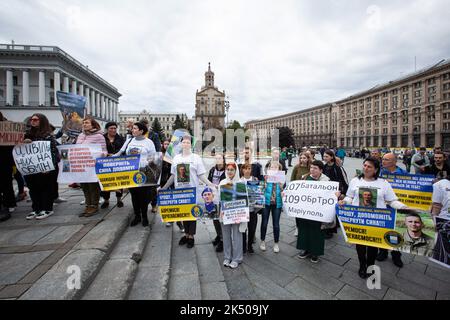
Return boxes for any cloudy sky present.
[1,0,450,124]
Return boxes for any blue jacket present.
[264,182,283,209]
[380,166,407,175]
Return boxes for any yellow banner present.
[341,223,402,250]
[392,189,432,211]
[98,171,143,191]
[159,204,198,223]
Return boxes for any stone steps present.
[19,193,133,300]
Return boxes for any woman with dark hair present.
[291,152,311,237]
[207,153,227,252]
[296,160,332,263]
[339,157,409,278]
[115,122,156,227]
[101,121,125,209]
[23,113,59,220]
[0,112,16,222]
[322,149,349,239]
[76,117,107,217]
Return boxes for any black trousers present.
[183,220,197,236]
[25,171,57,212]
[243,211,258,249]
[0,165,15,209]
[356,244,378,269]
[14,170,25,194]
[149,186,157,207]
[378,248,402,258]
[101,190,123,200]
[213,219,222,240]
[129,186,152,217]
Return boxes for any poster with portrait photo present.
[430,216,450,268]
[358,187,377,208]
[176,163,191,185]
[197,186,219,220]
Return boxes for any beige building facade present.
[245,58,450,150]
[195,63,226,131]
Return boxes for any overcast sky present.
[1,0,450,123]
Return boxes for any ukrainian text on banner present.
[56,91,86,144]
[283,180,339,223]
[95,155,141,191]
[381,173,434,211]
[337,205,436,257]
[57,144,103,183]
[13,141,55,175]
[246,180,265,209]
[158,187,199,223]
[0,121,25,146]
[220,182,250,225]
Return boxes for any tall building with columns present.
[195,63,226,131]
[0,43,121,130]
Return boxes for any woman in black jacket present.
[0,112,16,222]
[323,149,349,238]
[207,154,226,252]
[101,122,126,208]
[23,113,59,220]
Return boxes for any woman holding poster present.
[296,160,331,263]
[338,157,410,279]
[115,122,155,227]
[161,134,215,249]
[76,117,107,218]
[23,114,59,221]
[291,152,311,236]
[219,162,244,269]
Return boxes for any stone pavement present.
[1,156,449,300]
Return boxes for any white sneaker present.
[99,199,104,205]
[35,211,54,220]
[26,211,38,220]
[166,222,172,227]
[8,207,15,213]
[179,228,185,233]
[273,243,280,253]
[80,200,85,205]
[294,228,298,236]
[229,261,239,269]
[260,241,266,251]
[223,259,231,267]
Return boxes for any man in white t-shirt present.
[431,177,450,218]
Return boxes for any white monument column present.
[63,76,69,92]
[96,92,101,117]
[85,86,90,116]
[6,69,13,105]
[108,99,112,120]
[79,83,84,97]
[22,70,30,106]
[114,102,118,121]
[38,70,46,106]
[101,95,105,118]
[91,89,96,117]
[71,80,77,94]
[54,71,61,106]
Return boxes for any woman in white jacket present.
[219,162,245,269]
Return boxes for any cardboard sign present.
[0,121,25,146]
[13,141,55,175]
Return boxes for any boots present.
[142,211,149,227]
[101,200,109,209]
[79,206,89,217]
[117,197,124,208]
[84,206,99,217]
[130,212,141,227]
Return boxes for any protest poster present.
[57,144,103,183]
[337,205,436,257]
[381,173,434,211]
[13,141,55,175]
[158,187,199,223]
[56,91,86,144]
[197,186,220,220]
[430,216,450,269]
[266,170,286,184]
[283,180,339,223]
[96,153,163,191]
[220,182,249,225]
[246,180,265,209]
[163,129,196,164]
[0,121,25,146]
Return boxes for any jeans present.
[260,205,281,242]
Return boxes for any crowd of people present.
[1,110,448,279]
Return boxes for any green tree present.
[172,115,186,131]
[278,126,295,149]
[151,117,165,142]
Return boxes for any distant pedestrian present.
[411,147,431,174]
